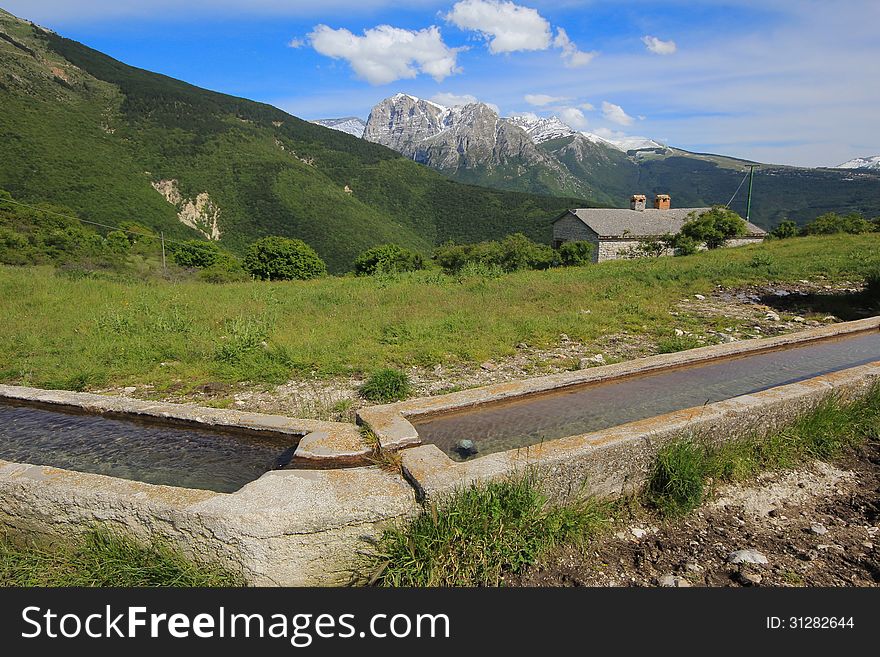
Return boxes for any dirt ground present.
[511,439,880,587]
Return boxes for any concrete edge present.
[363,316,880,449]
[0,384,371,464]
[0,459,420,586]
[401,361,880,502]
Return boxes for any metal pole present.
[745,165,756,221]
[161,231,167,273]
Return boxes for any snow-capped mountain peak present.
[507,114,576,143]
[311,117,367,138]
[836,155,880,170]
[581,131,664,152]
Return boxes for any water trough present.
[359,317,880,501]
[0,316,878,585]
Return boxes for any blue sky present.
[7,1,879,167]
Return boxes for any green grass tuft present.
[0,529,243,587]
[371,477,610,587]
[359,368,412,403]
[656,335,703,353]
[646,440,708,517]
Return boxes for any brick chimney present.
[653,194,671,210]
[630,194,646,211]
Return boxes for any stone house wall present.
[552,213,600,262]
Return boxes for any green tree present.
[354,243,424,275]
[679,206,747,249]
[770,220,799,239]
[243,236,326,281]
[557,240,594,266]
[801,212,874,235]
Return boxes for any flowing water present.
[0,401,298,493]
[413,330,880,462]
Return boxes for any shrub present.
[433,234,557,274]
[498,233,557,272]
[770,220,799,239]
[170,239,223,268]
[359,368,411,403]
[197,254,248,283]
[801,211,874,236]
[557,240,594,266]
[104,230,130,253]
[671,234,698,256]
[679,206,747,249]
[354,243,424,276]
[623,237,668,259]
[243,236,326,281]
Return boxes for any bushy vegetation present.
[0,190,134,270]
[0,189,251,282]
[770,219,799,239]
[433,233,558,274]
[557,240,594,266]
[646,386,880,517]
[359,368,411,403]
[354,243,424,276]
[371,477,609,586]
[678,206,748,249]
[169,239,224,268]
[0,529,242,587]
[243,236,327,281]
[799,211,876,236]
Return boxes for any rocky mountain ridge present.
[314,93,880,225]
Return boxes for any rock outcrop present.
[151,179,222,241]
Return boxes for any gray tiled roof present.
[559,208,767,238]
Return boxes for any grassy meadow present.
[0,233,877,393]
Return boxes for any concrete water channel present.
[0,317,878,584]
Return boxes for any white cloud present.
[431,92,477,106]
[287,37,305,49]
[559,106,588,129]
[431,92,499,113]
[446,0,551,54]
[554,28,595,68]
[524,93,567,106]
[579,102,595,111]
[308,24,461,85]
[511,111,539,121]
[601,101,635,126]
[641,35,677,55]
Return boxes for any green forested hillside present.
[0,9,584,271]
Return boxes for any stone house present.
[552,194,766,263]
